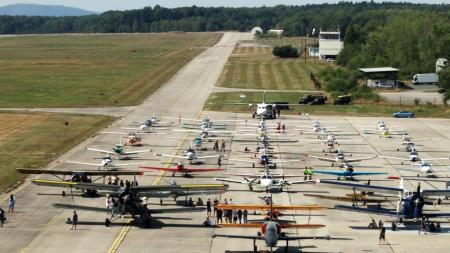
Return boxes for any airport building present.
[318,29,343,60]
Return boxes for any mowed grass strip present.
[0,112,114,191]
[204,92,450,118]
[216,45,326,90]
[0,33,221,107]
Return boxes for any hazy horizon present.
[0,0,448,12]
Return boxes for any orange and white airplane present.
[212,203,329,252]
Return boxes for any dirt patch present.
[0,113,48,143]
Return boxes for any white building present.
[318,29,343,60]
[268,29,283,36]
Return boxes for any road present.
[0,32,251,253]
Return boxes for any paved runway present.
[2,32,450,253]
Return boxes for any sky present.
[0,0,448,12]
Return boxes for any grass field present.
[216,46,327,90]
[0,112,114,191]
[0,32,221,107]
[205,92,450,118]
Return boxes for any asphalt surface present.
[2,32,450,253]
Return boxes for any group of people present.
[106,176,139,188]
[420,216,441,234]
[202,198,249,227]
[0,194,16,228]
[303,167,314,180]
[213,139,226,152]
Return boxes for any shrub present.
[273,45,299,58]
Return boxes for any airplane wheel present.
[62,191,66,197]
[274,164,277,169]
[252,164,255,168]
[105,218,111,227]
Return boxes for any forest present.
[0,2,448,78]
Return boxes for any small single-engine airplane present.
[17,168,143,196]
[172,128,235,139]
[313,163,387,180]
[362,119,407,138]
[155,147,223,164]
[395,159,450,177]
[215,170,311,192]
[139,163,224,177]
[31,179,229,227]
[100,131,165,146]
[227,150,304,168]
[304,134,364,153]
[308,149,377,167]
[212,202,329,253]
[67,155,144,170]
[315,178,450,222]
[87,142,150,160]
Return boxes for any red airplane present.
[139,163,224,177]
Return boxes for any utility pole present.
[304,34,307,64]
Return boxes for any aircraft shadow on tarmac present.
[36,193,102,198]
[66,217,198,229]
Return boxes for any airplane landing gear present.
[253,238,257,253]
[62,191,66,197]
[105,218,111,227]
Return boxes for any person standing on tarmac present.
[206,198,212,217]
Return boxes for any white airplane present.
[215,170,310,191]
[381,152,449,164]
[155,147,223,164]
[87,142,150,160]
[308,149,377,166]
[395,159,450,177]
[227,150,304,168]
[362,118,406,138]
[67,155,144,170]
[304,134,365,153]
[225,91,304,119]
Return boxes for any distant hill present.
[0,3,96,16]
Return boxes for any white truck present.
[412,73,439,85]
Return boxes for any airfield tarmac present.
[1,32,450,253]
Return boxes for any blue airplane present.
[316,178,450,222]
[313,163,387,180]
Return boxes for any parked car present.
[333,95,352,105]
[299,94,327,105]
[393,111,415,118]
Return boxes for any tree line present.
[0,2,448,78]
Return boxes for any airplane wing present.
[184,167,224,172]
[216,204,326,210]
[422,190,450,198]
[213,233,261,240]
[172,129,202,133]
[226,158,255,164]
[67,160,102,167]
[196,155,222,159]
[17,168,143,176]
[123,149,151,155]
[214,178,247,184]
[218,223,324,229]
[334,205,398,217]
[87,148,114,155]
[139,166,178,172]
[284,180,315,185]
[379,155,411,161]
[422,157,450,161]
[155,153,186,159]
[271,159,304,164]
[345,156,377,163]
[140,166,223,173]
[307,155,336,162]
[313,170,387,177]
[316,179,404,195]
[52,203,111,213]
[32,179,121,191]
[135,183,229,196]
